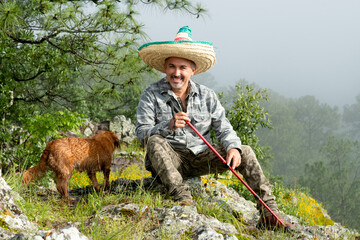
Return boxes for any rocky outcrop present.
[110,115,137,144]
[0,171,37,234]
[1,171,359,239]
[80,115,137,144]
[0,170,88,240]
[109,177,360,240]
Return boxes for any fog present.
[137,0,360,107]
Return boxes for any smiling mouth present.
[171,75,184,81]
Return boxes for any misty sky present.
[137,0,360,107]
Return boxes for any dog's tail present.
[22,148,50,184]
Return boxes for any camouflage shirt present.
[135,77,242,155]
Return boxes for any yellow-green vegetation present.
[68,163,152,190]
[118,163,152,180]
[273,183,335,226]
[0,217,9,231]
[216,173,334,227]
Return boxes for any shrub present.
[0,110,84,173]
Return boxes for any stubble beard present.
[169,75,185,89]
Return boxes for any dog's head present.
[111,132,121,148]
[94,131,121,148]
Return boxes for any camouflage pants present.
[145,134,279,216]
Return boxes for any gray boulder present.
[0,172,37,233]
[110,115,136,144]
[78,115,137,144]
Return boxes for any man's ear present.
[192,67,196,75]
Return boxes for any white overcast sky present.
[136,0,360,107]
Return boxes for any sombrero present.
[138,26,216,75]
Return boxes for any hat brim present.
[138,41,216,74]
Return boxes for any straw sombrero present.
[138,26,216,75]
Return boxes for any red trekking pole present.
[167,99,285,228]
[185,120,286,227]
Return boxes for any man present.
[136,26,293,230]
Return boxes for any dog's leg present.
[87,171,100,192]
[56,173,74,201]
[103,168,111,190]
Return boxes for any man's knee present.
[147,135,167,151]
[238,145,260,170]
[148,134,166,145]
[240,145,256,157]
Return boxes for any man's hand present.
[171,112,190,130]
[226,148,241,169]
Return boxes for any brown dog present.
[22,131,120,200]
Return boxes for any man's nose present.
[174,68,181,76]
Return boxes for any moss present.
[0,209,22,233]
[180,228,195,239]
[1,207,15,219]
[0,217,9,230]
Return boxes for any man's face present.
[164,57,196,90]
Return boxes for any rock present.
[110,115,136,144]
[144,205,239,239]
[192,177,258,223]
[81,119,95,137]
[98,203,148,220]
[77,115,137,143]
[44,225,89,240]
[0,173,37,233]
[193,225,225,240]
[193,225,239,240]
[0,227,17,240]
[1,173,90,240]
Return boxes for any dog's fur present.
[22,131,120,200]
